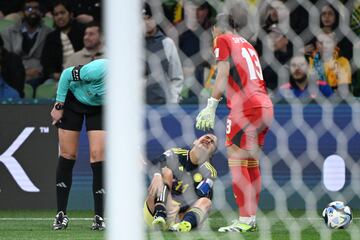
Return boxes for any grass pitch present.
[147,210,358,240]
[0,210,104,240]
[0,210,357,239]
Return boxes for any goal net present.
[143,0,360,239]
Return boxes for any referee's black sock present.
[56,156,75,215]
[91,161,104,217]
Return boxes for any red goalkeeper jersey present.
[213,33,272,112]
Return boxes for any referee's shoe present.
[91,215,105,231]
[53,211,69,230]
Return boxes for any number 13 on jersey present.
[241,47,263,81]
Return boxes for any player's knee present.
[90,149,104,161]
[59,152,77,160]
[198,197,212,210]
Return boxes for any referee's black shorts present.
[57,91,103,131]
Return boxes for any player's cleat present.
[152,216,167,231]
[169,221,192,232]
[218,219,257,232]
[91,215,106,231]
[52,211,69,230]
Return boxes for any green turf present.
[147,210,359,240]
[0,210,357,239]
[0,210,104,240]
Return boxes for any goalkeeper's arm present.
[211,60,230,100]
[195,61,229,130]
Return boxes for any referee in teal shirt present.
[51,59,107,231]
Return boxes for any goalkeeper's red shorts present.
[225,107,273,150]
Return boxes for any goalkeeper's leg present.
[218,143,260,232]
[248,158,261,222]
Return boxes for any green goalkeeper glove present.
[195,97,221,131]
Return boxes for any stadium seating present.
[35,82,57,99]
[23,83,34,99]
[43,16,54,29]
[0,19,15,31]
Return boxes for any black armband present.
[71,65,83,81]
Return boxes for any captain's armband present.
[71,65,84,81]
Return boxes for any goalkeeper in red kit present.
[196,10,274,232]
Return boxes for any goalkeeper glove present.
[196,97,221,131]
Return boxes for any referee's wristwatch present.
[55,102,64,110]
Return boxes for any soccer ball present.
[322,201,353,229]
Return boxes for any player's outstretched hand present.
[196,108,215,131]
[195,97,220,131]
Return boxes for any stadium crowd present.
[0,0,359,102]
[144,0,360,104]
[0,0,102,99]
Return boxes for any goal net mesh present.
[144,0,360,238]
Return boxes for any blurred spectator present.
[72,0,101,24]
[0,77,20,100]
[267,25,293,61]
[178,1,213,57]
[64,21,103,68]
[0,35,25,97]
[161,0,178,24]
[0,0,23,22]
[41,0,85,82]
[40,0,101,25]
[36,0,55,17]
[143,2,183,104]
[351,1,360,35]
[278,55,333,99]
[304,3,353,61]
[262,24,293,90]
[177,1,214,103]
[260,0,309,36]
[165,0,214,28]
[0,0,52,89]
[351,0,360,97]
[261,0,290,34]
[308,33,352,97]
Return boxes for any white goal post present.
[106,0,143,239]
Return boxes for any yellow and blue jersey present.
[154,147,217,209]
